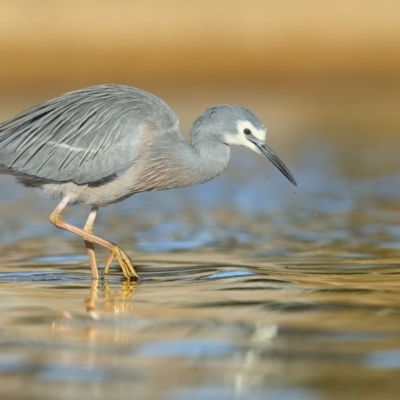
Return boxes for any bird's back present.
[0,84,180,186]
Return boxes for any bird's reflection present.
[86,278,138,315]
[52,278,139,341]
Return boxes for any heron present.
[0,84,297,280]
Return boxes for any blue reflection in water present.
[204,270,254,280]
[0,142,399,254]
[37,364,109,382]
[135,339,235,358]
[168,386,321,400]
[365,350,400,369]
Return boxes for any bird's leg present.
[49,197,139,281]
[83,207,99,280]
[103,252,116,277]
[103,248,132,277]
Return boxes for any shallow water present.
[0,86,400,399]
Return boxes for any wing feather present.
[0,84,179,185]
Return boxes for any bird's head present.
[192,105,297,186]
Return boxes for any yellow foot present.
[102,245,139,281]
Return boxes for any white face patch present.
[223,120,267,154]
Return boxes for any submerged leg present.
[49,196,139,281]
[83,207,99,280]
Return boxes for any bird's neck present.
[187,134,231,186]
[133,131,231,193]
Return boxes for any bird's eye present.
[244,128,252,135]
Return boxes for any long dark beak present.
[249,137,297,186]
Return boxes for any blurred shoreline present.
[0,0,399,170]
[1,0,399,87]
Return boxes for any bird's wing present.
[0,85,179,185]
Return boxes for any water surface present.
[0,86,399,399]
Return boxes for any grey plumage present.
[0,85,177,188]
[0,84,297,280]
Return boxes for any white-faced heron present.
[0,84,297,280]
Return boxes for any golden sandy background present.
[1,0,399,86]
[0,0,399,162]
